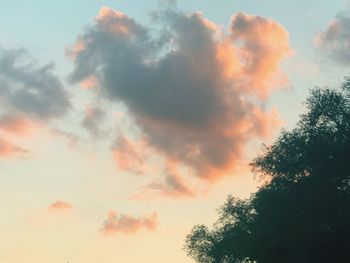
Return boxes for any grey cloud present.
[316,12,350,66]
[81,105,106,137]
[69,8,231,127]
[0,47,70,120]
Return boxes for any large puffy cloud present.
[68,7,291,181]
[101,211,158,234]
[315,12,350,65]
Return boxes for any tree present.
[185,77,350,263]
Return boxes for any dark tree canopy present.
[185,77,350,263]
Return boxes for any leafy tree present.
[185,77,350,263]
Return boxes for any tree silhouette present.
[185,77,350,263]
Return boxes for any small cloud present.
[101,211,158,234]
[48,201,73,211]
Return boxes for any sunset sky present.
[1,1,350,262]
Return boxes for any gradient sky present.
[1,1,350,262]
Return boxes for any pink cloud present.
[102,211,158,234]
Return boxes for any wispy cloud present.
[0,137,29,158]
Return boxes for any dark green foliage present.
[185,77,350,263]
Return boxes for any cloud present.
[48,201,73,211]
[0,113,34,135]
[101,211,158,234]
[0,47,70,120]
[0,137,29,157]
[229,13,292,98]
[0,47,70,154]
[51,128,81,149]
[81,105,106,137]
[112,135,149,174]
[68,6,291,181]
[80,75,98,89]
[140,161,195,198]
[315,11,350,65]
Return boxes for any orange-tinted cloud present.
[95,7,137,36]
[112,136,149,174]
[0,114,33,159]
[230,12,292,98]
[80,75,97,89]
[101,211,158,234]
[65,39,85,62]
[68,6,290,183]
[0,137,29,158]
[0,114,37,135]
[48,201,73,211]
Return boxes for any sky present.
[1,1,350,262]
